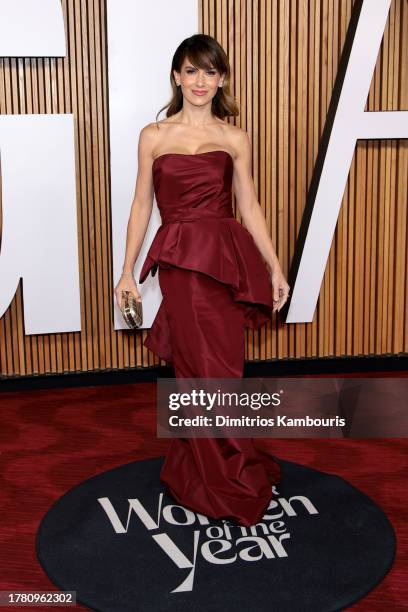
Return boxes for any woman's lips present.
[192,90,208,96]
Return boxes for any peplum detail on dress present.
[138,151,273,363]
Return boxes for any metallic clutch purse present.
[120,290,143,329]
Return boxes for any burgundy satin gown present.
[139,150,281,527]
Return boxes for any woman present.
[115,34,290,527]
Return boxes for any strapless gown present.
[139,150,281,526]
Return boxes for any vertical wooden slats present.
[0,0,406,378]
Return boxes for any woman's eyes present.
[186,69,216,75]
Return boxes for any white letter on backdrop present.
[286,0,408,323]
[0,1,80,334]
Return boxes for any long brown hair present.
[155,34,239,125]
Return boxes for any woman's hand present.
[114,272,142,310]
[270,267,290,313]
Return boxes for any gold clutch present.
[120,290,143,329]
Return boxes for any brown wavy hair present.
[155,34,239,126]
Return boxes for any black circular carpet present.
[36,456,396,612]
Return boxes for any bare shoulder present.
[139,121,161,144]
[221,123,251,161]
[228,124,251,153]
[137,122,164,162]
[139,119,179,151]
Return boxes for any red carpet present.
[0,380,407,610]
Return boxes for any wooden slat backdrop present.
[0,0,406,377]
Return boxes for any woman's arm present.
[114,124,156,306]
[231,129,290,311]
[121,125,156,274]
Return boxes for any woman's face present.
[174,57,224,106]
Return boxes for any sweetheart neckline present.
[152,149,233,166]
